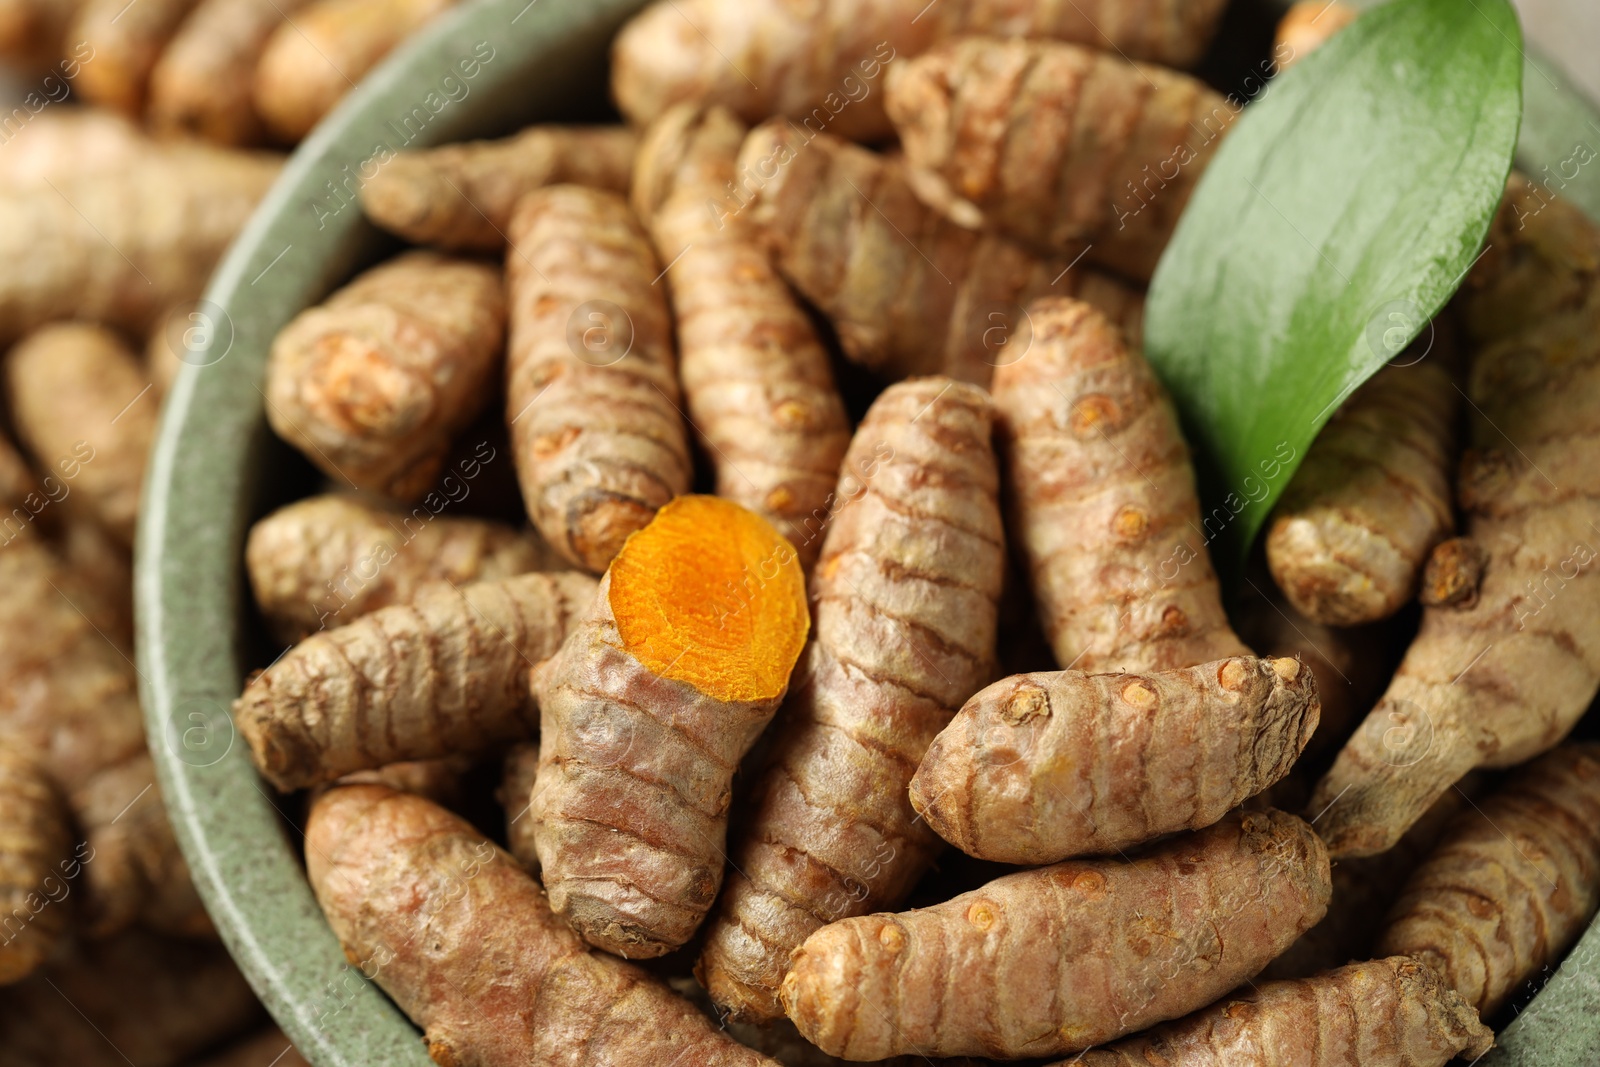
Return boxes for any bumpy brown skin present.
[7,323,156,545]
[996,297,1250,673]
[0,148,279,340]
[266,251,506,501]
[633,105,851,569]
[611,0,1230,143]
[246,494,557,641]
[362,125,638,251]
[530,496,810,958]
[0,930,262,1067]
[0,0,80,63]
[782,810,1330,1060]
[0,535,206,940]
[500,741,540,870]
[505,185,691,573]
[911,656,1319,864]
[307,785,780,1067]
[1262,782,1477,981]
[1310,178,1600,858]
[1275,0,1358,70]
[67,0,201,115]
[887,37,1235,283]
[0,748,71,985]
[147,0,311,144]
[1267,358,1459,626]
[252,0,461,142]
[1067,957,1491,1067]
[1376,744,1600,1016]
[737,123,1145,386]
[696,378,1006,1023]
[235,571,595,791]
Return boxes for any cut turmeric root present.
[307,784,781,1066]
[1309,178,1600,857]
[994,297,1251,673]
[781,810,1330,1060]
[1066,957,1491,1067]
[530,495,809,957]
[632,104,851,568]
[911,656,1319,863]
[505,185,691,573]
[886,37,1236,282]
[1376,743,1600,1016]
[696,377,1006,1022]
[234,571,595,790]
[735,122,1145,386]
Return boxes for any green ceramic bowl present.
[136,0,1600,1063]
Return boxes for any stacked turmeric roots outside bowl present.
[0,0,508,1052]
[4,0,1599,1062]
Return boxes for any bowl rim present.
[133,0,648,1063]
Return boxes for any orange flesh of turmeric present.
[610,494,809,703]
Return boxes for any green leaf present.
[1144,0,1523,571]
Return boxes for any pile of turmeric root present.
[0,0,469,145]
[0,19,316,1067]
[6,0,1600,1063]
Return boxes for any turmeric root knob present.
[531,496,808,957]
[610,495,809,703]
